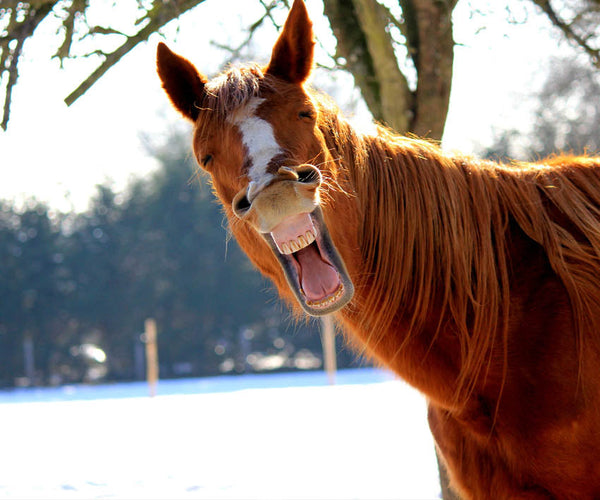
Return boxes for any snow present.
[0,369,441,499]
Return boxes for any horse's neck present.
[324,122,514,408]
[321,121,461,392]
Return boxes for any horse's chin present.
[263,207,354,316]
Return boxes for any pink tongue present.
[295,245,341,302]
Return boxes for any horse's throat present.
[295,244,341,303]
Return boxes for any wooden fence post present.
[144,318,159,397]
[320,315,337,385]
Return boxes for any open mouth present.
[263,207,354,316]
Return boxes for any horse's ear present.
[156,42,207,121]
[266,0,315,84]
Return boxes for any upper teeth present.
[279,230,316,254]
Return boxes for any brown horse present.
[156,1,600,498]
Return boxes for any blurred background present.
[0,1,599,498]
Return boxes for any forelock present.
[202,64,266,120]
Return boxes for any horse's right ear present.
[266,0,314,84]
[156,42,207,121]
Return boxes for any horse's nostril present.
[233,192,251,217]
[297,167,320,184]
[236,195,251,212]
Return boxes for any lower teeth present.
[306,284,344,308]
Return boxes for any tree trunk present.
[324,0,455,141]
[406,0,455,139]
[323,0,385,123]
[351,0,412,132]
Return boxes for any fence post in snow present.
[23,334,35,386]
[320,315,336,385]
[144,318,159,397]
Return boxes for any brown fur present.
[156,1,600,497]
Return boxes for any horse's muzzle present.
[231,163,354,316]
[232,164,322,233]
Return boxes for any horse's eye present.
[298,110,314,120]
[201,154,213,167]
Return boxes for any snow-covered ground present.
[0,369,441,499]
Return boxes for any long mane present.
[316,94,600,401]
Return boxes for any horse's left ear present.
[156,42,207,121]
[266,0,315,84]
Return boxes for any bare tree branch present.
[532,0,600,68]
[1,2,56,130]
[2,36,25,131]
[65,0,208,106]
[258,0,285,30]
[54,0,86,65]
[210,0,282,66]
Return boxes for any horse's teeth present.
[278,229,316,255]
[306,284,345,308]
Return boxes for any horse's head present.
[156,0,354,316]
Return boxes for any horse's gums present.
[156,0,600,498]
[269,212,317,254]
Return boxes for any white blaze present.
[229,98,282,201]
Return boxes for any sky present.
[0,0,565,212]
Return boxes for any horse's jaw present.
[263,207,354,316]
